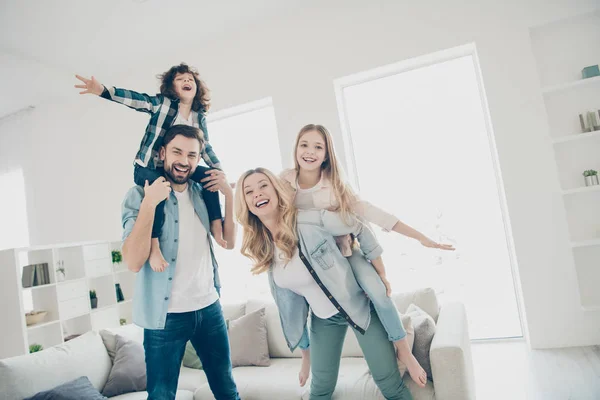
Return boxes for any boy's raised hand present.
[74,74,104,95]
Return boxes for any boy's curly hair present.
[158,63,211,112]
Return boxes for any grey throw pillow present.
[228,307,270,367]
[182,307,270,369]
[24,376,107,400]
[406,303,436,380]
[101,334,147,397]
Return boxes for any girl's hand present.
[74,74,104,95]
[381,275,392,297]
[420,237,455,251]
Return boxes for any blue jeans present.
[309,310,413,400]
[144,300,240,400]
[347,251,406,342]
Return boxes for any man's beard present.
[164,162,192,184]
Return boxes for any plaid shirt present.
[100,86,221,169]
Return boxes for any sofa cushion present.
[178,367,209,392]
[24,376,107,400]
[301,357,435,400]
[102,335,147,397]
[228,307,270,367]
[221,301,246,321]
[183,308,270,368]
[393,288,439,322]
[100,324,144,362]
[193,358,308,400]
[109,390,195,399]
[246,298,304,358]
[183,341,203,370]
[0,331,112,400]
[406,304,436,380]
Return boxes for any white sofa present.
[0,288,475,400]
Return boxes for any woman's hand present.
[74,74,104,96]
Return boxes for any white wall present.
[0,0,599,348]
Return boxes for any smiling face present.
[242,172,280,219]
[160,133,201,185]
[296,129,327,172]
[173,72,197,102]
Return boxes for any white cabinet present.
[0,240,135,359]
[530,10,600,310]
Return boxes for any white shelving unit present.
[530,10,600,310]
[0,240,134,359]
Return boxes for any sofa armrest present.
[430,302,476,400]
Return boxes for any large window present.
[335,47,522,339]
[206,98,282,302]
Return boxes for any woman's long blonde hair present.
[293,124,357,223]
[235,168,298,275]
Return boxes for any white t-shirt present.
[272,247,338,319]
[174,112,194,127]
[294,180,320,210]
[168,185,218,313]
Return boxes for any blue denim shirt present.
[121,182,221,329]
[268,210,383,352]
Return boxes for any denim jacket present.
[121,182,221,329]
[268,210,383,352]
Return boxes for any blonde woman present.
[235,167,413,400]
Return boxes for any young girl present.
[74,63,227,271]
[281,124,455,388]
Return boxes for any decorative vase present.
[584,175,599,186]
[91,298,98,309]
[115,283,125,302]
[56,270,65,282]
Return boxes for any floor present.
[471,340,600,400]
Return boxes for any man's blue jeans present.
[144,300,240,400]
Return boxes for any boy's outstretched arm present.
[74,74,162,114]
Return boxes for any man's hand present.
[201,169,232,196]
[74,74,105,96]
[144,178,171,208]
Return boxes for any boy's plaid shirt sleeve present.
[100,86,163,114]
[199,113,222,169]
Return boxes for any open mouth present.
[302,156,317,163]
[173,165,190,174]
[255,199,269,208]
[183,84,192,92]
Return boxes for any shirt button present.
[168,277,172,281]
[164,297,169,301]
[171,258,175,262]
[174,239,178,242]
[175,220,179,223]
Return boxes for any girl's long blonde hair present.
[235,168,298,275]
[293,124,357,223]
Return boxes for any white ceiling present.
[0,0,308,119]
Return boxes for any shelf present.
[562,185,600,195]
[552,130,600,144]
[24,283,57,291]
[91,303,117,314]
[571,239,600,249]
[27,320,60,331]
[88,271,114,279]
[118,299,132,305]
[542,75,600,95]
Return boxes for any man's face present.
[160,135,201,184]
